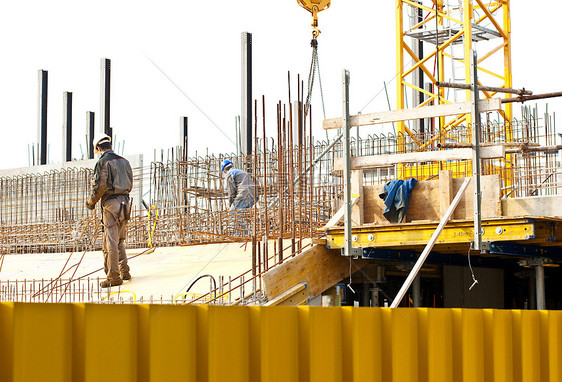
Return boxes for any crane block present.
[297,0,331,13]
[297,0,331,37]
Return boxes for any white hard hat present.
[93,132,111,154]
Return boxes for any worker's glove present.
[86,199,96,210]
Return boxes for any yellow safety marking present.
[175,292,230,303]
[147,205,159,248]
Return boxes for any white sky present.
[0,1,561,170]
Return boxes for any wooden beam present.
[439,170,453,218]
[333,145,505,171]
[323,98,502,130]
[351,170,364,226]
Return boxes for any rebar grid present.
[0,277,238,305]
[0,107,559,254]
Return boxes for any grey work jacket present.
[88,150,133,206]
[225,168,255,206]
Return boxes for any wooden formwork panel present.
[262,245,368,301]
[363,174,502,224]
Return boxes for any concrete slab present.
[0,242,254,302]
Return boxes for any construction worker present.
[221,159,256,210]
[86,132,133,288]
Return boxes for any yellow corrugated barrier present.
[0,303,561,382]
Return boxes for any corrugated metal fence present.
[0,303,560,382]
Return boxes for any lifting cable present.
[305,37,327,121]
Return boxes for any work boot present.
[100,279,123,288]
[122,271,132,281]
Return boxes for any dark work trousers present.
[101,195,130,281]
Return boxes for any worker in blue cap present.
[221,159,256,210]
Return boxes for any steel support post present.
[535,262,546,310]
[519,257,550,310]
[342,69,359,257]
[470,50,482,251]
[62,91,72,162]
[86,111,95,159]
[37,69,48,165]
[371,287,380,307]
[100,58,111,137]
[241,32,253,159]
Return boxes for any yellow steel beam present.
[401,29,464,79]
[403,43,438,84]
[475,0,507,39]
[502,0,514,193]
[326,218,559,249]
[402,0,463,26]
[477,42,507,64]
[409,13,436,31]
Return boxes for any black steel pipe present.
[501,91,562,104]
[436,81,532,96]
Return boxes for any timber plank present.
[333,146,505,171]
[323,98,502,129]
[439,170,454,218]
[351,170,364,226]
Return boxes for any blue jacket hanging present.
[379,178,418,223]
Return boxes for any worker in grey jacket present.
[86,133,133,288]
[221,159,256,210]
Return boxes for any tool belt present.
[101,194,131,226]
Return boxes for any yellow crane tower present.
[395,0,513,188]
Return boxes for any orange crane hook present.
[296,0,331,38]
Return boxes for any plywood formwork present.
[362,174,502,224]
[262,244,368,302]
